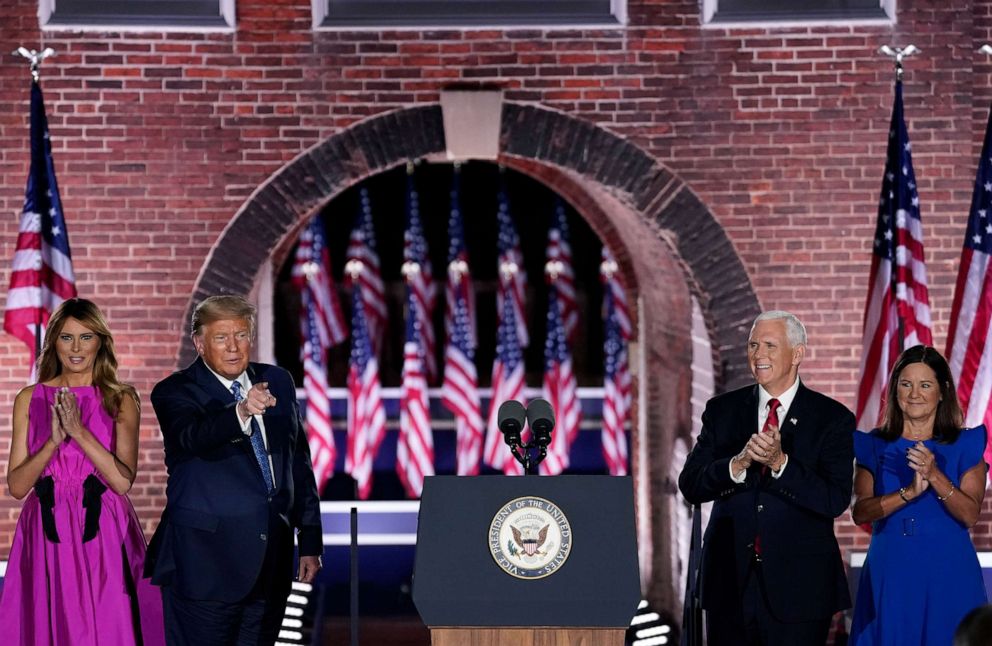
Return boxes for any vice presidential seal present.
[488,496,572,580]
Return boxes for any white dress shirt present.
[204,365,277,488]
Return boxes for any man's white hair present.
[750,310,807,347]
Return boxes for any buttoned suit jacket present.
[144,358,323,603]
[677,382,854,623]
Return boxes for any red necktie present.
[755,398,780,557]
[760,398,780,476]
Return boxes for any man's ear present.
[192,334,203,356]
[792,344,806,366]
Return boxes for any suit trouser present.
[162,524,292,646]
[705,560,832,646]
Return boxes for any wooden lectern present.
[413,475,640,646]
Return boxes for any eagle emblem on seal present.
[511,523,549,556]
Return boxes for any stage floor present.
[321,615,430,645]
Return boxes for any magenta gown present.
[0,384,164,645]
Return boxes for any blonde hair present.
[191,295,256,338]
[37,298,138,417]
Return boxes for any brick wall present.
[1,0,991,610]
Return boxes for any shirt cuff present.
[729,459,747,484]
[771,454,789,478]
[235,405,253,434]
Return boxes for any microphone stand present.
[508,439,547,475]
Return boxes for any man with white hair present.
[679,310,854,645]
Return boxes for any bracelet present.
[938,487,956,502]
[898,487,910,503]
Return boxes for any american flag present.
[947,104,992,471]
[346,187,387,357]
[397,306,434,498]
[601,250,631,476]
[483,270,527,475]
[4,81,77,366]
[292,216,347,347]
[855,80,933,431]
[548,198,578,341]
[298,291,336,494]
[292,216,346,494]
[344,281,386,500]
[441,168,484,476]
[540,282,581,476]
[403,170,437,381]
[496,182,529,348]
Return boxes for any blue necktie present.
[231,381,275,493]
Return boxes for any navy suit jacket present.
[677,382,854,623]
[144,358,323,603]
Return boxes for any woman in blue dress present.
[850,345,987,645]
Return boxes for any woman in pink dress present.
[0,298,164,645]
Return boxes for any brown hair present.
[191,295,256,338]
[878,345,963,443]
[36,298,138,417]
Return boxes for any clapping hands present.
[732,426,785,474]
[906,441,936,497]
[51,387,84,442]
[747,426,785,471]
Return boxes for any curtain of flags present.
[4,79,77,370]
[292,167,634,497]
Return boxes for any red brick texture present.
[0,0,990,623]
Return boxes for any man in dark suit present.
[145,295,323,645]
[678,310,854,646]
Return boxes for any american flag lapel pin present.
[789,417,798,426]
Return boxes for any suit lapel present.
[190,357,264,468]
[778,382,809,453]
[190,357,237,404]
[740,385,760,441]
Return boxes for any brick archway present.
[180,102,760,620]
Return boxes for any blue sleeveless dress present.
[850,425,988,645]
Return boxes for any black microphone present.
[526,398,555,448]
[497,400,526,447]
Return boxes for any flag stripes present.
[855,80,933,431]
[4,81,77,367]
[947,103,992,474]
[441,168,484,476]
